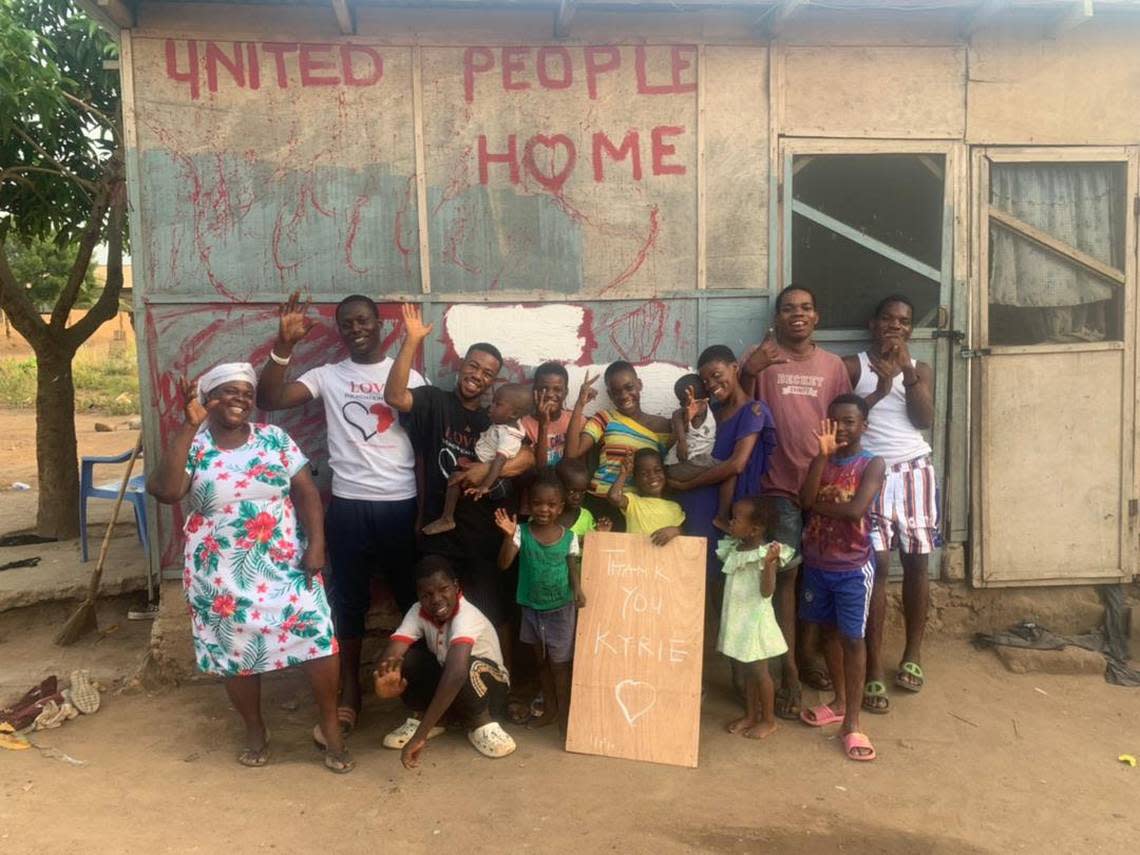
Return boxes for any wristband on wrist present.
[269,349,291,366]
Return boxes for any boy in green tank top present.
[495,471,585,738]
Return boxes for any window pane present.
[791,155,944,329]
[988,162,1125,346]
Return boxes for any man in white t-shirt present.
[843,294,938,715]
[257,292,427,736]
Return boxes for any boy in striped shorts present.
[844,295,939,715]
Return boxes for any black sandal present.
[324,748,356,774]
[775,686,802,721]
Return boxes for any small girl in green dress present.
[717,496,793,740]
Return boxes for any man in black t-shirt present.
[385,304,532,628]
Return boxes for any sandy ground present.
[0,610,1138,855]
[1,409,1139,854]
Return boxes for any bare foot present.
[742,720,778,740]
[712,516,732,534]
[527,710,557,730]
[422,517,456,536]
[726,716,755,735]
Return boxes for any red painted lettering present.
[584,46,621,100]
[635,46,674,95]
[670,45,697,91]
[651,125,686,175]
[536,46,572,90]
[246,43,261,90]
[341,45,383,86]
[299,44,339,86]
[205,41,245,93]
[463,47,494,103]
[592,130,642,182]
[478,135,520,184]
[262,43,297,88]
[501,47,530,92]
[523,134,577,194]
[165,39,200,101]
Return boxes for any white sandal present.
[467,722,516,758]
[382,717,445,749]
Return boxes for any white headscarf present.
[196,362,257,404]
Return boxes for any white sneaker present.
[382,717,445,749]
[467,722,516,758]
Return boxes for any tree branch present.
[64,186,125,349]
[0,242,50,346]
[50,158,117,331]
[61,92,122,149]
[11,126,98,197]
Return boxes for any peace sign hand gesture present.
[577,372,600,407]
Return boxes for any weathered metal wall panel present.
[133,37,421,298]
[420,45,700,294]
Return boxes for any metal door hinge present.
[959,347,991,359]
[933,329,966,342]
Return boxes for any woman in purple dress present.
[669,345,777,577]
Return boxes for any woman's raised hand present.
[178,376,211,427]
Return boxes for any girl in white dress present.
[717,496,793,740]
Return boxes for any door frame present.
[969,145,1139,587]
[774,138,967,575]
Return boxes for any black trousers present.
[401,646,509,725]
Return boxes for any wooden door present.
[972,147,1138,586]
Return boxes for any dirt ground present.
[0,600,1138,855]
[1,410,1139,854]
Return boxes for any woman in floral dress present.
[147,363,353,773]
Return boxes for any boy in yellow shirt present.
[607,449,685,546]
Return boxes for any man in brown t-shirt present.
[741,284,851,720]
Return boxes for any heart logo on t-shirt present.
[342,400,394,442]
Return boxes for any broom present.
[56,433,144,646]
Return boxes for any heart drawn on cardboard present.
[614,679,657,727]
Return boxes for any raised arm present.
[671,409,689,463]
[899,344,935,429]
[257,291,317,411]
[385,304,433,414]
[564,372,600,460]
[799,418,835,511]
[147,377,207,504]
[739,333,787,391]
[495,508,519,570]
[606,450,634,511]
[533,389,556,469]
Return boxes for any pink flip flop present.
[800,704,844,727]
[843,731,876,761]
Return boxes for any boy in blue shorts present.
[797,394,885,761]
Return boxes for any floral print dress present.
[182,423,337,677]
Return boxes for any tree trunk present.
[35,345,80,539]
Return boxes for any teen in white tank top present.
[853,351,932,466]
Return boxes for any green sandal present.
[861,680,890,714]
[895,662,925,693]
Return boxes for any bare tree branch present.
[11,126,98,198]
[50,158,118,331]
[0,241,50,346]
[64,185,125,349]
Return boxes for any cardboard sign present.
[565,531,706,768]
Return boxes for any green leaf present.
[240,632,268,673]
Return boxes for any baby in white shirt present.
[423,383,531,536]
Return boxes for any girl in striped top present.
[565,361,672,529]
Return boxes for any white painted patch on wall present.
[445,303,587,366]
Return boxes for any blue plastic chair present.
[79,449,149,562]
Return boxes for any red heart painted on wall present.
[523,134,577,194]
